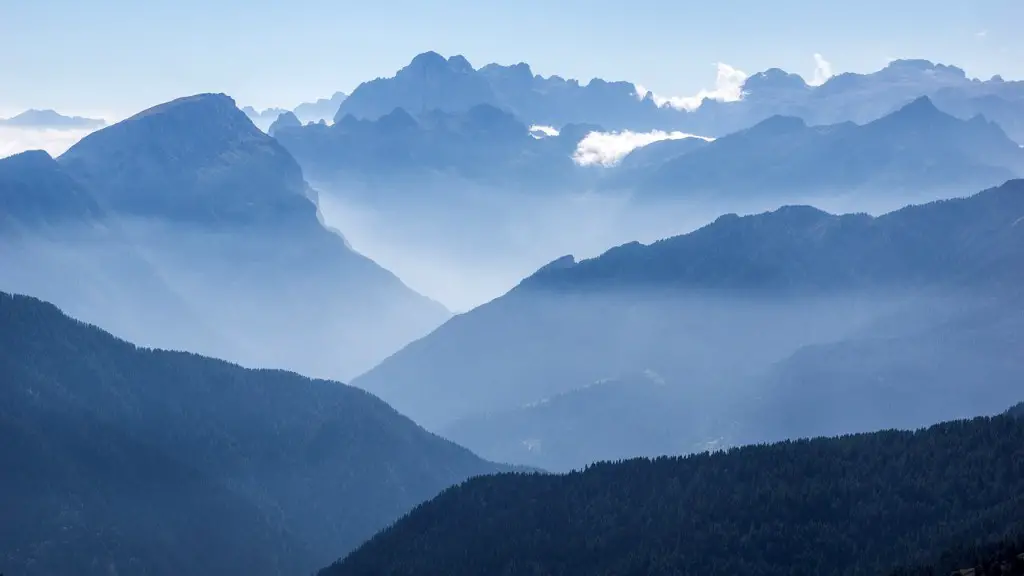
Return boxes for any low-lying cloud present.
[634,63,749,112]
[0,126,98,159]
[529,125,560,138]
[573,130,713,167]
[810,53,835,86]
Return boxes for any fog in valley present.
[310,172,980,311]
[4,11,1024,574]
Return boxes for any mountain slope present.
[353,181,1024,462]
[0,291,500,576]
[0,150,219,351]
[321,411,1024,576]
[736,297,1024,445]
[0,94,449,380]
[441,371,701,472]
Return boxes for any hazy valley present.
[3,19,1024,576]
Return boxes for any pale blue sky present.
[1,0,1022,118]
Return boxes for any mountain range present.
[335,52,1024,143]
[278,87,1023,219]
[0,93,448,381]
[273,103,595,192]
[0,109,107,130]
[354,179,1024,469]
[618,96,1024,210]
[243,91,348,131]
[0,291,501,576]
[6,46,1024,575]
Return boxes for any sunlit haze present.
[3,2,1024,575]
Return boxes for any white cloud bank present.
[810,53,835,86]
[633,54,836,110]
[0,126,98,159]
[529,125,560,138]
[634,63,749,112]
[573,130,714,167]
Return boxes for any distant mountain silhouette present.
[284,56,1022,213]
[737,302,1024,444]
[0,109,106,130]
[622,96,1024,204]
[275,102,594,190]
[333,53,1024,142]
[321,410,1024,576]
[268,110,302,136]
[441,371,699,472]
[0,291,500,576]
[606,95,1024,206]
[353,181,1024,467]
[615,136,711,171]
[680,59,974,135]
[335,52,501,121]
[335,52,677,131]
[241,105,289,131]
[1,94,448,380]
[683,59,1024,139]
[244,92,348,131]
[293,91,348,124]
[931,88,1024,144]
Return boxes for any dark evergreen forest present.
[323,410,1024,576]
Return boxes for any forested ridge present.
[322,411,1024,576]
[0,291,500,576]
[890,531,1024,576]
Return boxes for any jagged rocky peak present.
[401,52,477,75]
[530,254,577,276]
[479,61,535,81]
[881,59,968,79]
[447,54,475,73]
[269,111,302,136]
[405,51,452,72]
[743,68,809,95]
